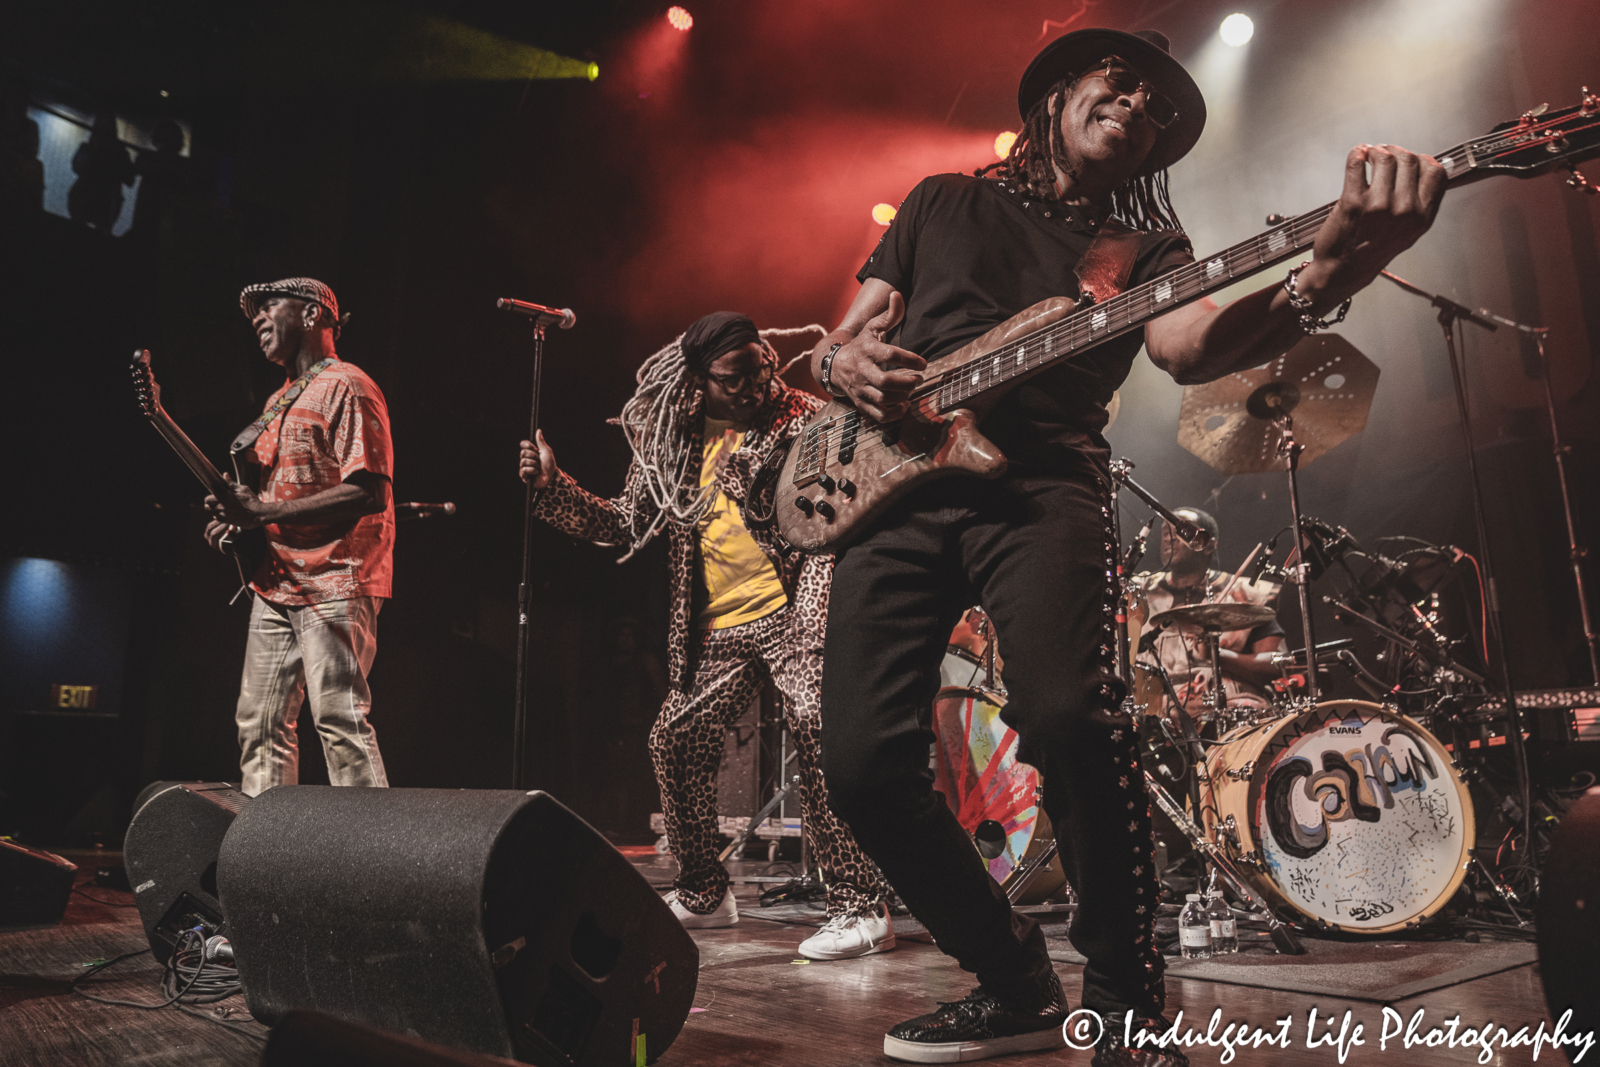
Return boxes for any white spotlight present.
[1219,13,1254,47]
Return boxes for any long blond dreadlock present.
[608,323,825,562]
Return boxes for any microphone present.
[1123,519,1152,573]
[395,502,457,520]
[496,298,576,329]
[204,935,234,963]
[1172,515,1214,554]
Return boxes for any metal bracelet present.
[1284,261,1353,333]
[819,342,846,397]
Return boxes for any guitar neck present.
[920,132,1518,415]
[148,408,232,498]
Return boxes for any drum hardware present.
[1142,768,1305,955]
[1223,763,1254,782]
[1468,852,1530,926]
[1268,637,1356,672]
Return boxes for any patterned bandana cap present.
[239,277,342,337]
[680,311,760,373]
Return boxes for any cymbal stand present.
[1379,271,1533,860]
[1271,412,1321,703]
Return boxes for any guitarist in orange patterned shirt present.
[809,28,1445,1067]
[203,277,395,798]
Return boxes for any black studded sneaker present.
[1091,1012,1191,1067]
[883,968,1067,1063]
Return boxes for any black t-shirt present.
[858,173,1194,456]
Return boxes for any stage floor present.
[0,854,1558,1067]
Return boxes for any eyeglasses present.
[1085,56,1179,131]
[703,361,775,393]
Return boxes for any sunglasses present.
[1084,56,1180,130]
[703,361,775,393]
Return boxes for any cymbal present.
[1176,334,1380,474]
[1148,602,1277,632]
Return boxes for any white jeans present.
[235,594,388,797]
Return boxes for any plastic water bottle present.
[1179,893,1212,959]
[1206,890,1238,954]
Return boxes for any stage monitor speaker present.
[1539,789,1600,1053]
[218,787,698,1067]
[123,781,249,963]
[0,839,77,927]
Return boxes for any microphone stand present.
[509,315,549,791]
[1380,270,1535,863]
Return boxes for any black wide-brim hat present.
[1017,28,1206,173]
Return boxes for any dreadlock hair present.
[974,73,1184,233]
[606,324,825,562]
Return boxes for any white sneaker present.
[664,889,739,928]
[798,903,896,960]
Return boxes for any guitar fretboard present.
[918,126,1520,414]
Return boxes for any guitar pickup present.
[792,424,826,489]
[838,411,860,466]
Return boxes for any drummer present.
[1132,507,1288,724]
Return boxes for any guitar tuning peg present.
[1583,87,1599,113]
[1519,102,1549,124]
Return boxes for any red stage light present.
[872,203,897,225]
[994,131,1017,159]
[667,7,693,31]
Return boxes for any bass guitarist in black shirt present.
[808,28,1444,1066]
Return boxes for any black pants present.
[821,447,1166,1016]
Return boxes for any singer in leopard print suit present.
[521,312,891,958]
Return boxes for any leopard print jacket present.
[533,384,831,692]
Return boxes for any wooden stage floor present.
[0,856,1563,1067]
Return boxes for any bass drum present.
[931,644,1063,903]
[1200,700,1474,934]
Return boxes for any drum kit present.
[930,333,1505,943]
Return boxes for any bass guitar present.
[131,349,266,591]
[777,95,1600,552]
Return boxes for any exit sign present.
[50,684,98,710]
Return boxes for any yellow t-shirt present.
[696,417,788,629]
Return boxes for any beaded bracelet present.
[1284,261,1352,333]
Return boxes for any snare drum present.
[1200,700,1473,934]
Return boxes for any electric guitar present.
[131,349,266,589]
[777,95,1600,552]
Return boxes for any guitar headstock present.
[1446,92,1600,183]
[130,349,162,419]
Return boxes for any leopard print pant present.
[650,604,887,919]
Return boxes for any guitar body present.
[777,296,1081,552]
